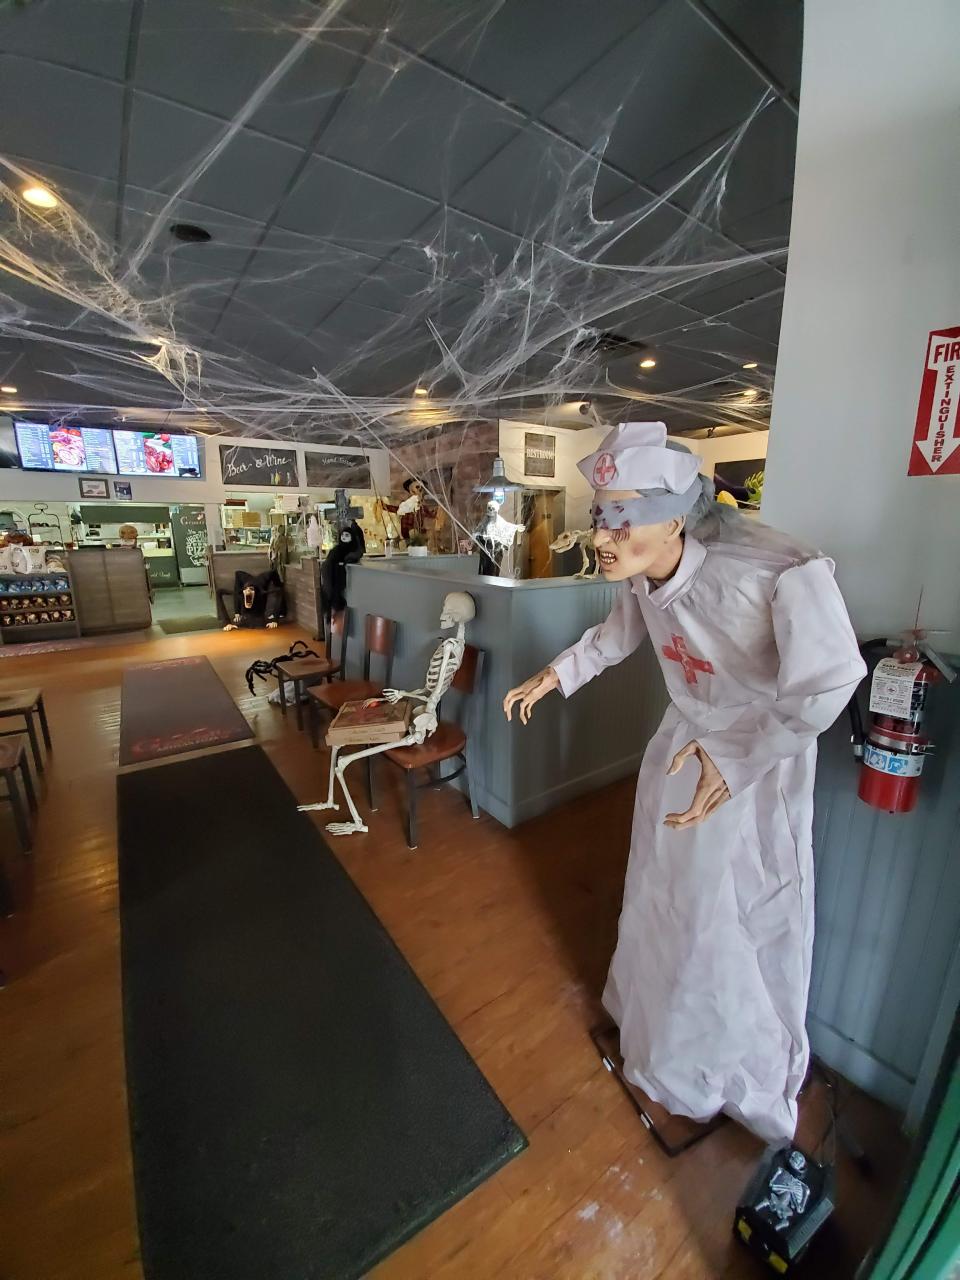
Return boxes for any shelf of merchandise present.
[0,568,82,645]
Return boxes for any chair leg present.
[406,771,418,850]
[0,861,13,917]
[308,696,319,750]
[367,757,377,811]
[23,714,42,776]
[464,750,480,820]
[6,773,30,854]
[19,757,37,813]
[293,680,304,731]
[277,673,288,716]
[37,695,52,751]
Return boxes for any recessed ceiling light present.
[1,385,18,394]
[413,386,428,397]
[741,388,759,399]
[21,185,59,210]
[170,222,212,244]
[639,358,657,369]
[742,361,758,370]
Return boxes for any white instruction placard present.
[869,658,921,718]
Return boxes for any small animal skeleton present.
[298,592,475,837]
[549,528,598,579]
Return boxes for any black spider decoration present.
[244,639,322,695]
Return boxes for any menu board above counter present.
[114,430,201,478]
[15,422,117,473]
[219,443,299,487]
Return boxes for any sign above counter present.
[304,450,371,490]
[219,444,299,488]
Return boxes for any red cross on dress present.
[662,634,715,685]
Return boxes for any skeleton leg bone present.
[297,745,342,813]
[321,733,424,837]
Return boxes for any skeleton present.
[756,1152,812,1229]
[549,528,598,579]
[298,591,475,837]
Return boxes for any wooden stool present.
[276,611,349,731]
[0,735,37,854]
[0,687,52,776]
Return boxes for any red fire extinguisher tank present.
[858,660,939,813]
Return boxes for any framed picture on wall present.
[524,432,556,478]
[113,479,133,500]
[79,477,109,499]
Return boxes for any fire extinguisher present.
[850,634,956,814]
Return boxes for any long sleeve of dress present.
[696,557,866,796]
[551,585,649,698]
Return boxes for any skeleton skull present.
[440,591,476,628]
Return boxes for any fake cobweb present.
[0,0,787,552]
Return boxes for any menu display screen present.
[114,430,202,478]
[14,421,118,473]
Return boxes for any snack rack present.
[0,565,82,645]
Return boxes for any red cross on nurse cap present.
[578,421,701,493]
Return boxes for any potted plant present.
[407,531,429,557]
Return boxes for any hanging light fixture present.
[474,456,524,505]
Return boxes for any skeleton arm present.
[383,686,428,704]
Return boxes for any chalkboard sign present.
[220,444,299,488]
[170,504,208,574]
[304,450,371,490]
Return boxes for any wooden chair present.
[377,646,484,850]
[0,735,37,854]
[0,687,52,776]
[275,610,349,731]
[306,614,398,750]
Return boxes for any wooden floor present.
[0,625,909,1280]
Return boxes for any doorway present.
[520,488,564,579]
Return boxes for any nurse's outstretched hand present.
[664,741,730,828]
[503,667,560,725]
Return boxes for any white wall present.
[498,419,604,531]
[670,429,768,479]
[761,0,960,651]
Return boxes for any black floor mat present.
[119,655,254,765]
[156,615,221,634]
[118,746,525,1280]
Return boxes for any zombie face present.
[591,490,683,581]
[242,584,257,609]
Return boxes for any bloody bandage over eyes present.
[591,480,702,531]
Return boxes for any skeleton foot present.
[325,820,369,836]
[297,801,339,813]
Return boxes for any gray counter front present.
[345,561,668,828]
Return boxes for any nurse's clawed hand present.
[664,741,731,828]
[503,667,561,724]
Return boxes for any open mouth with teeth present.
[596,548,619,570]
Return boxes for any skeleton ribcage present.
[426,639,459,702]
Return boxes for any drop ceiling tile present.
[644,100,797,232]
[121,188,269,274]
[137,1,370,146]
[246,227,374,297]
[3,154,118,243]
[391,207,521,280]
[544,1,766,182]
[723,198,793,250]
[700,0,803,98]
[0,0,132,80]
[717,296,785,345]
[322,56,522,201]
[0,58,124,182]
[667,264,785,316]
[126,95,303,222]
[274,154,437,254]
[453,127,632,239]
[343,0,661,116]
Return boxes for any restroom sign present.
[909,325,960,475]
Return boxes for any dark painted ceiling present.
[0,0,802,433]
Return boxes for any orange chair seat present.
[309,680,382,711]
[384,721,465,770]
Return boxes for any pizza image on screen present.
[50,427,85,469]
[142,433,175,473]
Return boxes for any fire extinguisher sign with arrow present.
[908,325,960,476]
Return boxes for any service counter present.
[345,560,669,828]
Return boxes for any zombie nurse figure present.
[504,421,865,1144]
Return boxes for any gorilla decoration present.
[223,569,286,630]
[320,521,365,619]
